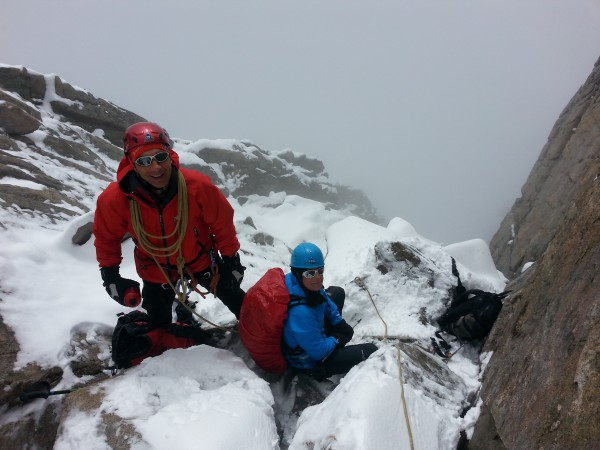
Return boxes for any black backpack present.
[437,289,509,340]
[111,310,154,370]
[111,310,210,371]
[437,258,510,341]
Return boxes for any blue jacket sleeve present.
[324,297,343,326]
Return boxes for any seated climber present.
[282,242,377,381]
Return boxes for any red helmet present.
[123,122,172,156]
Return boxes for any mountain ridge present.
[0,65,380,232]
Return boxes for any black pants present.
[141,266,245,326]
[311,343,378,381]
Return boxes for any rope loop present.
[128,171,236,332]
[129,172,189,258]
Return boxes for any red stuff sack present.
[239,268,291,374]
[111,311,201,369]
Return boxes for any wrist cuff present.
[100,266,120,282]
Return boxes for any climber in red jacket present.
[93,122,246,325]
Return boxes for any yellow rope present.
[354,277,388,339]
[354,276,415,450]
[395,344,414,449]
[129,172,235,332]
[129,172,189,258]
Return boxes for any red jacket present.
[93,151,240,283]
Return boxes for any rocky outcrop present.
[490,57,600,279]
[190,144,379,222]
[0,89,41,135]
[0,320,112,450]
[472,56,600,449]
[0,66,143,227]
[0,66,145,146]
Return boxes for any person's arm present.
[92,188,140,306]
[324,296,353,347]
[330,320,354,347]
[92,188,128,268]
[190,174,245,287]
[324,296,343,326]
[288,306,338,361]
[193,176,240,257]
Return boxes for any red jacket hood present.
[116,149,181,184]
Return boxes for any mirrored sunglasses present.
[302,267,324,278]
[134,151,170,167]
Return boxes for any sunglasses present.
[134,151,170,167]
[302,267,324,278]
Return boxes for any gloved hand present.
[100,266,141,307]
[331,319,354,348]
[219,253,246,289]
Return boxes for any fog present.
[2,0,599,244]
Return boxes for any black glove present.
[100,266,141,307]
[220,253,246,289]
[331,319,354,348]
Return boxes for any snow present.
[54,347,279,450]
[0,83,508,447]
[521,261,534,272]
[289,347,442,450]
[0,193,505,448]
[0,177,46,190]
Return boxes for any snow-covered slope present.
[0,65,507,449]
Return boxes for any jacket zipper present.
[158,208,174,273]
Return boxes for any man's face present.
[133,148,172,189]
[300,268,324,292]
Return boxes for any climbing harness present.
[353,276,414,450]
[129,171,234,332]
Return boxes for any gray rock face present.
[0,308,64,449]
[0,90,41,135]
[0,66,144,228]
[190,143,379,222]
[471,175,600,450]
[490,57,600,279]
[0,66,146,146]
[472,56,600,449]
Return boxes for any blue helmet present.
[290,242,324,269]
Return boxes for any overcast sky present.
[2,0,600,244]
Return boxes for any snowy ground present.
[0,189,506,449]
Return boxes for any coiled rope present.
[129,171,233,331]
[354,276,415,450]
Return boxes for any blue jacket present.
[282,272,343,370]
